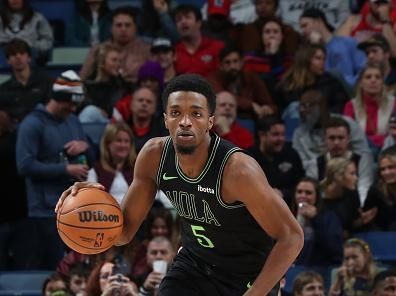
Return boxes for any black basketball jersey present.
[157,133,274,276]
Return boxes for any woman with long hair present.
[0,0,53,63]
[67,0,111,46]
[244,17,293,99]
[329,238,378,296]
[292,177,343,267]
[86,122,137,204]
[343,62,396,149]
[321,157,361,236]
[277,44,349,113]
[363,147,396,230]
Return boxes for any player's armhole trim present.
[216,147,245,209]
[175,134,221,183]
[156,136,172,186]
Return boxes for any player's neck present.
[177,134,211,178]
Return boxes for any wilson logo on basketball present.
[78,211,120,223]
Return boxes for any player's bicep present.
[225,154,298,240]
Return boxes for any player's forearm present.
[244,229,303,296]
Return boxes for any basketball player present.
[56,74,303,296]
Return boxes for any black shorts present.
[157,248,279,296]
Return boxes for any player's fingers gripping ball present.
[56,188,123,254]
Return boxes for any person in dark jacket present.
[292,177,343,267]
[249,115,304,206]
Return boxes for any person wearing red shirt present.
[214,91,254,149]
[173,4,224,76]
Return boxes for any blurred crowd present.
[1,0,396,295]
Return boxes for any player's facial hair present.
[175,144,196,155]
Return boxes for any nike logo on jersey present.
[247,282,252,289]
[162,172,178,181]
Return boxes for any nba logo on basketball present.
[94,232,104,247]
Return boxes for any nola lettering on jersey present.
[165,190,221,226]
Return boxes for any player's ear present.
[164,113,169,129]
[208,115,214,131]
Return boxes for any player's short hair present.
[162,74,216,115]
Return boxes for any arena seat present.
[0,270,52,295]
[354,231,396,264]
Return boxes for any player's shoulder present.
[224,151,262,178]
[135,137,169,178]
[139,136,168,158]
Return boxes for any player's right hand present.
[55,181,105,213]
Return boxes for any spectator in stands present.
[292,89,370,170]
[343,62,396,149]
[137,236,176,296]
[125,87,167,153]
[276,44,350,114]
[321,158,369,236]
[87,122,136,204]
[292,271,325,296]
[383,111,396,150]
[80,6,150,84]
[337,0,396,56]
[173,4,224,76]
[238,0,300,56]
[137,61,165,103]
[278,0,350,32]
[292,177,343,267]
[201,0,257,25]
[0,0,53,65]
[372,269,396,296]
[358,34,396,94]
[363,147,396,231]
[43,273,67,296]
[201,0,238,45]
[299,8,366,88]
[86,259,138,296]
[329,238,378,296]
[150,38,176,85]
[0,39,52,119]
[249,115,304,206]
[16,71,93,269]
[132,208,175,279]
[306,117,374,204]
[67,0,112,47]
[213,91,254,149]
[80,43,129,125]
[206,45,275,120]
[68,263,90,296]
[0,91,29,270]
[243,18,294,100]
[138,0,178,42]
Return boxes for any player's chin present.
[175,143,197,155]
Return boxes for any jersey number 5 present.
[191,225,214,248]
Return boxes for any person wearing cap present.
[300,7,367,88]
[0,38,53,119]
[173,4,224,77]
[80,6,150,84]
[0,91,29,270]
[15,70,94,270]
[358,33,396,93]
[337,0,396,56]
[151,38,177,84]
[237,0,300,56]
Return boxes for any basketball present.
[56,188,124,255]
